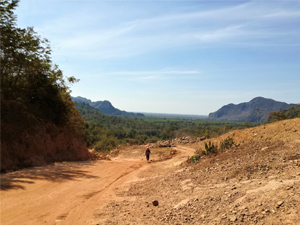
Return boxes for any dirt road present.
[0,146,194,225]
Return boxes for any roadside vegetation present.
[1,1,90,172]
[76,102,299,155]
[75,102,251,154]
[268,104,300,123]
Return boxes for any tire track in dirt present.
[82,163,144,200]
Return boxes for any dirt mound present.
[203,117,300,149]
[98,119,300,224]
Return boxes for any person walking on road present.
[145,147,151,162]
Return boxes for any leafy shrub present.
[268,111,287,123]
[126,138,139,145]
[147,137,160,143]
[220,136,235,152]
[94,136,118,154]
[190,155,200,163]
[268,104,300,122]
[204,141,216,155]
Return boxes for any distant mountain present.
[209,97,295,123]
[72,96,144,117]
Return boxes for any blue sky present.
[15,0,300,115]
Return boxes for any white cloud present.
[193,25,246,42]
[101,70,202,82]
[18,0,300,59]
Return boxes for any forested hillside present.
[75,102,247,153]
[0,1,91,172]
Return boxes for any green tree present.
[285,105,300,119]
[1,0,80,127]
[1,1,87,171]
[268,111,287,123]
[267,105,300,123]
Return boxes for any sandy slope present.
[1,118,300,225]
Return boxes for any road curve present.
[1,145,194,225]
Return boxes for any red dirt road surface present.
[1,144,193,225]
